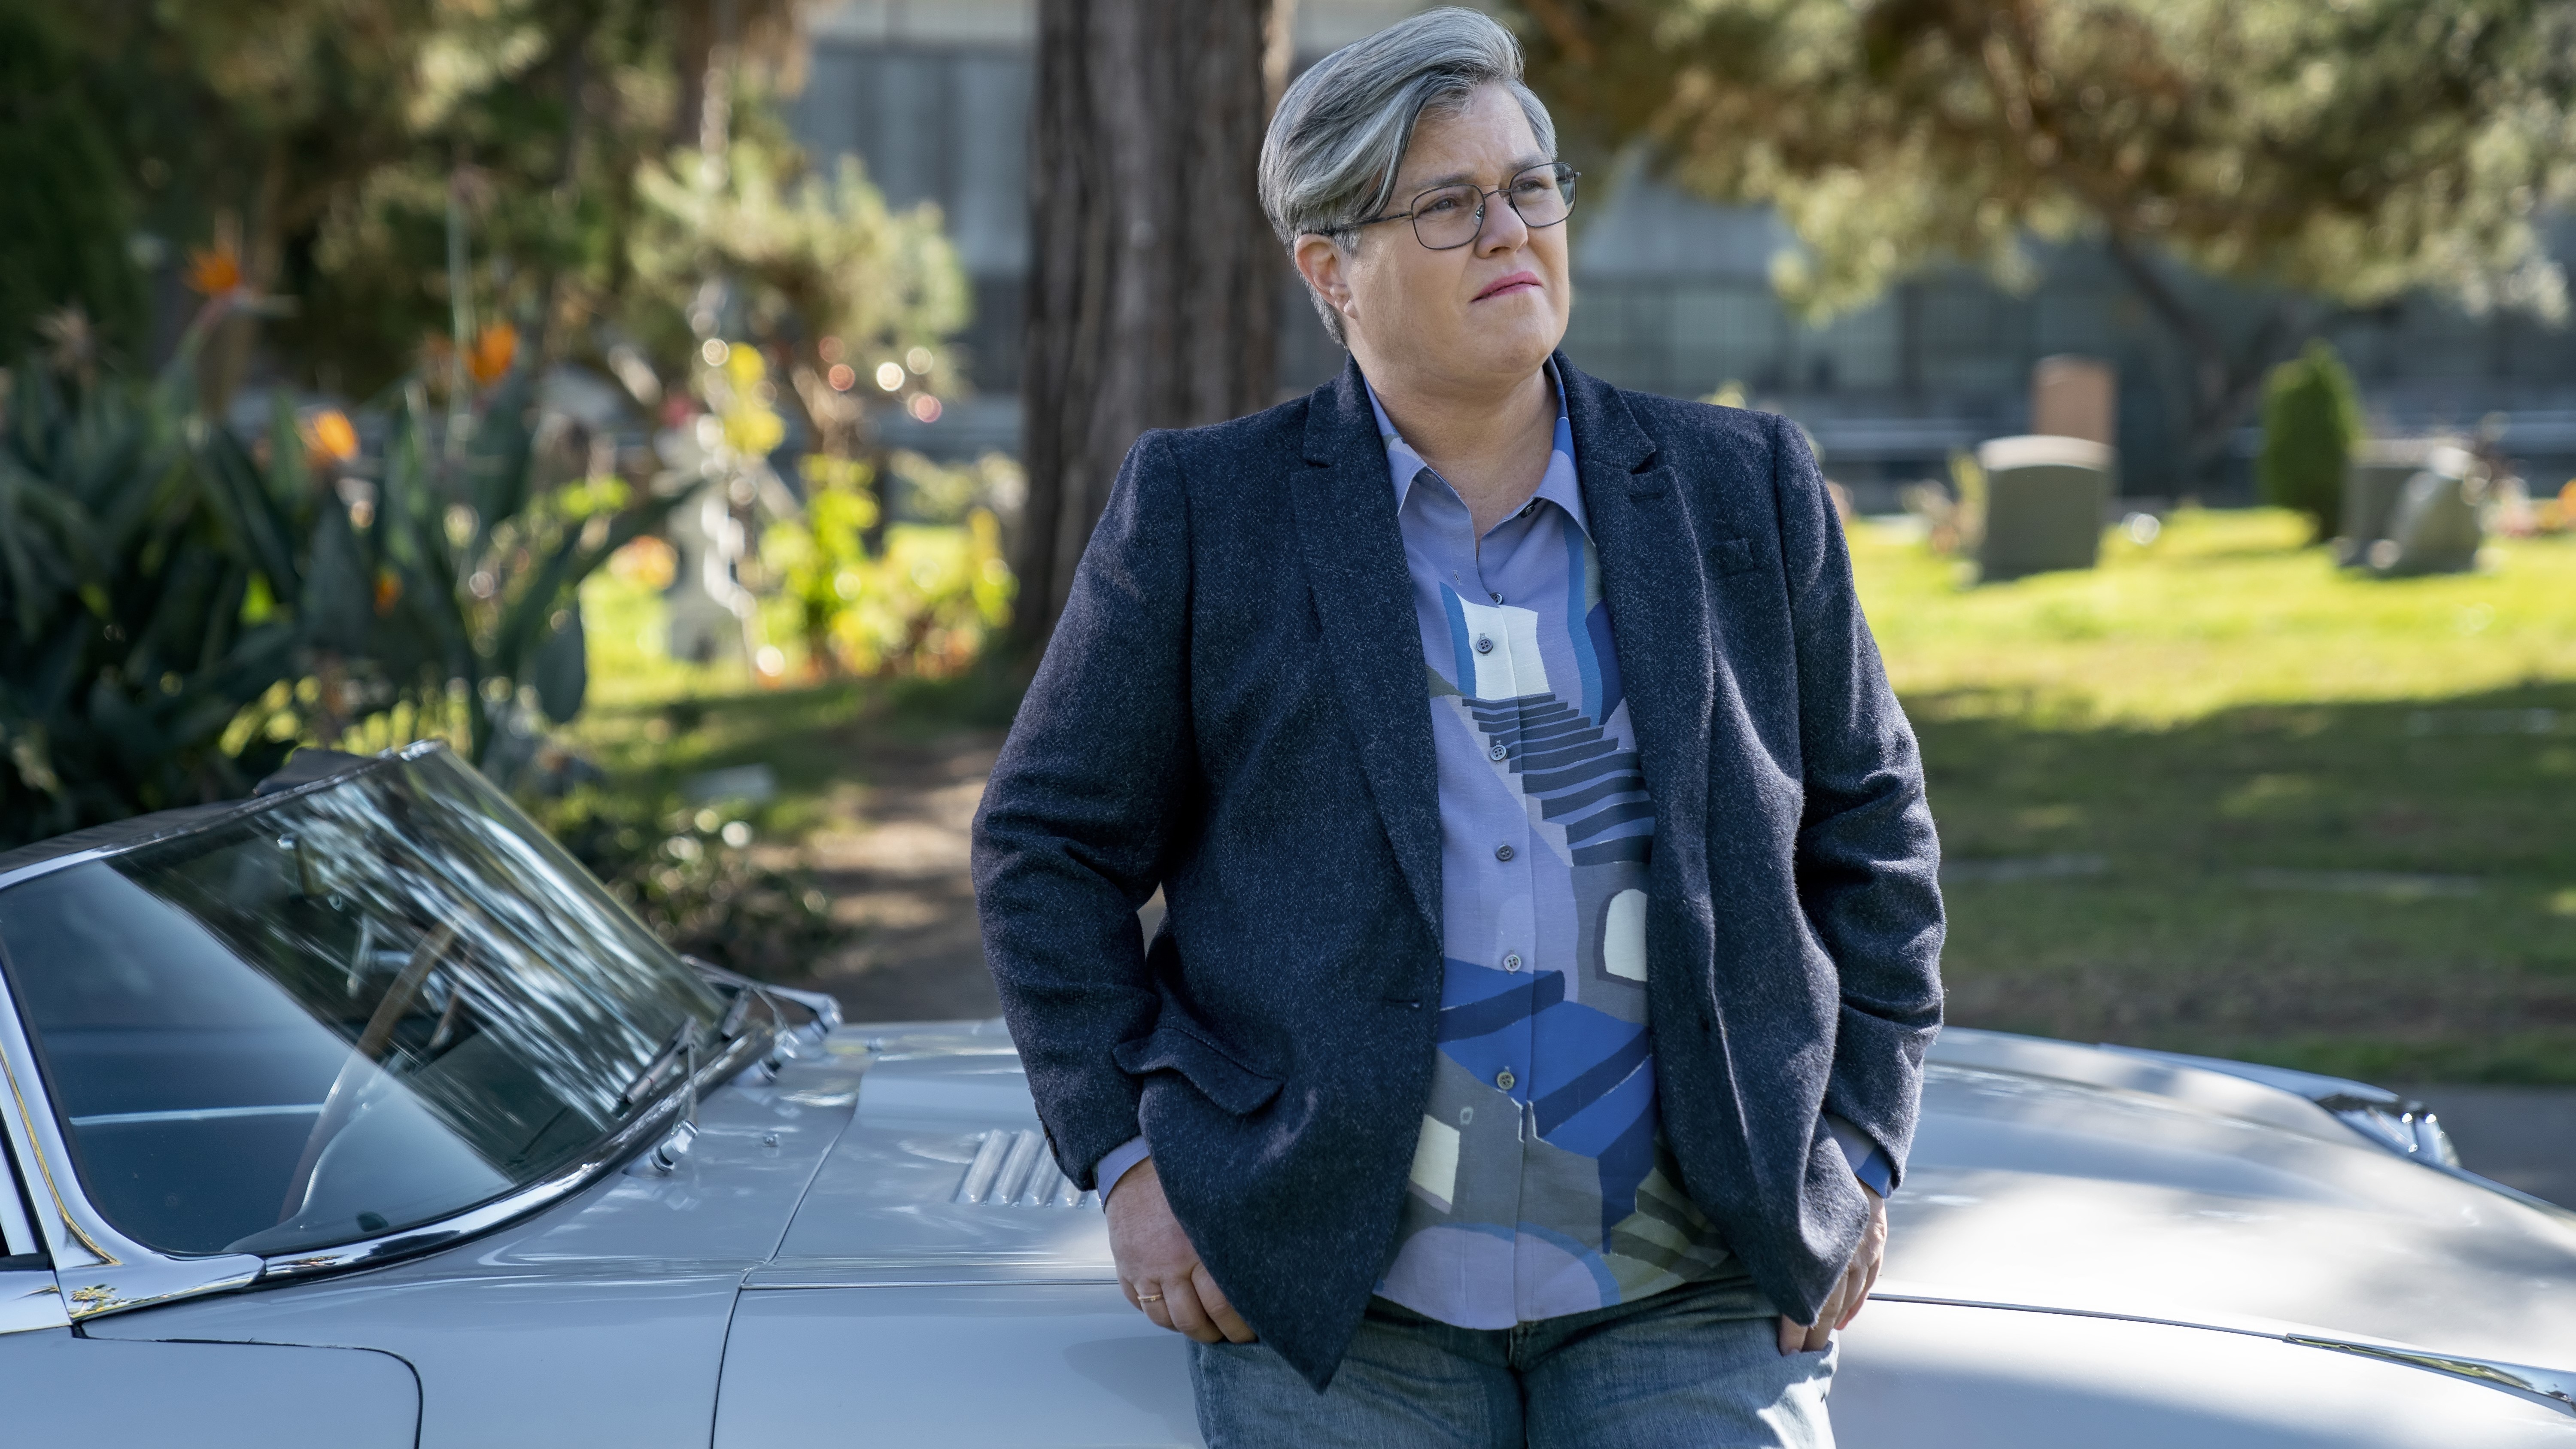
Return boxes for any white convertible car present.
[2,743,2572,1446]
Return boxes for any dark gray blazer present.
[971,354,1943,1389]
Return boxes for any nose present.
[1473,191,1529,255]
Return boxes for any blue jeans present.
[1189,1280,1837,1448]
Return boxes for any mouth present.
[1473,272,1544,302]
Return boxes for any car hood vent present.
[953,1129,1096,1209]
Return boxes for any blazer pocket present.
[1113,1022,1283,1116]
[1707,537,1758,577]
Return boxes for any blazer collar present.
[1556,352,1716,854]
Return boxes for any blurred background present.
[2,0,2571,1202]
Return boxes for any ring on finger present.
[1136,1292,1164,1304]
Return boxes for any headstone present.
[1975,434,2115,580]
[2030,356,2117,447]
[2340,440,2484,575]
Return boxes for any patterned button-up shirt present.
[1365,367,1745,1328]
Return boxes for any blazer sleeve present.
[971,430,1195,1189]
[1768,413,1946,1188]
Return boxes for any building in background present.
[797,0,2576,506]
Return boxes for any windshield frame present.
[0,741,795,1316]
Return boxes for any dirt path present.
[801,731,1007,1023]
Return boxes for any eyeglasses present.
[1350,164,1579,251]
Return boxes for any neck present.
[1353,345,1558,535]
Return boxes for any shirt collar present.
[1365,360,1588,537]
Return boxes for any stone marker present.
[2030,355,2117,447]
[1975,434,2115,580]
[2339,440,2484,576]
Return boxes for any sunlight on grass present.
[1851,508,2576,726]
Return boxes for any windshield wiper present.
[616,1020,699,1109]
[716,984,753,1039]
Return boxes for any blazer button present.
[1474,635,1494,654]
[1494,844,1514,862]
[1496,1068,1516,1091]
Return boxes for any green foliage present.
[760,453,1016,679]
[0,346,311,847]
[767,453,880,673]
[1519,0,2576,323]
[540,787,851,983]
[629,124,968,406]
[265,368,686,778]
[0,7,145,358]
[2258,343,2364,541]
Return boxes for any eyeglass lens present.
[1412,167,1577,250]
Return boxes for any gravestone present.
[2030,355,2117,447]
[1975,434,2115,580]
[2340,440,2484,576]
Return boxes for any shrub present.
[0,349,313,847]
[2258,341,2363,542]
[540,786,853,983]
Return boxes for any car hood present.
[767,1022,2576,1374]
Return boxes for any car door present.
[0,1015,423,1449]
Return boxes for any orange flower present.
[304,409,359,464]
[466,322,519,387]
[185,243,244,297]
[373,569,403,616]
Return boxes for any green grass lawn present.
[1853,509,2576,1082]
[569,569,1018,838]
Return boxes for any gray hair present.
[1259,7,1558,343]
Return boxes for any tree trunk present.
[1012,0,1295,658]
[2104,235,2316,493]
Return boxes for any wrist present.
[1105,1153,1153,1204]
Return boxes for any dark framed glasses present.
[1353,164,1579,251]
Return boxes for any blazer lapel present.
[1559,355,1715,852]
[1291,359,1443,940]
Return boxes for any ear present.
[1293,232,1359,330]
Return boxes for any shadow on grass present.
[1918,680,2576,1083]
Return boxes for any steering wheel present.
[276,923,458,1224]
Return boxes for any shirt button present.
[1503,952,1522,972]
[1489,591,1504,604]
[1474,635,1494,654]
[1520,501,1536,519]
[1497,1068,1516,1091]
[1495,844,1514,862]
[1487,743,1507,762]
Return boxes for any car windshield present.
[0,745,726,1259]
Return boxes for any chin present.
[1466,314,1565,377]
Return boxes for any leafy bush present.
[540,787,852,983]
[2258,341,2363,542]
[0,348,314,846]
[762,453,1015,678]
[308,368,680,779]
[0,309,676,847]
